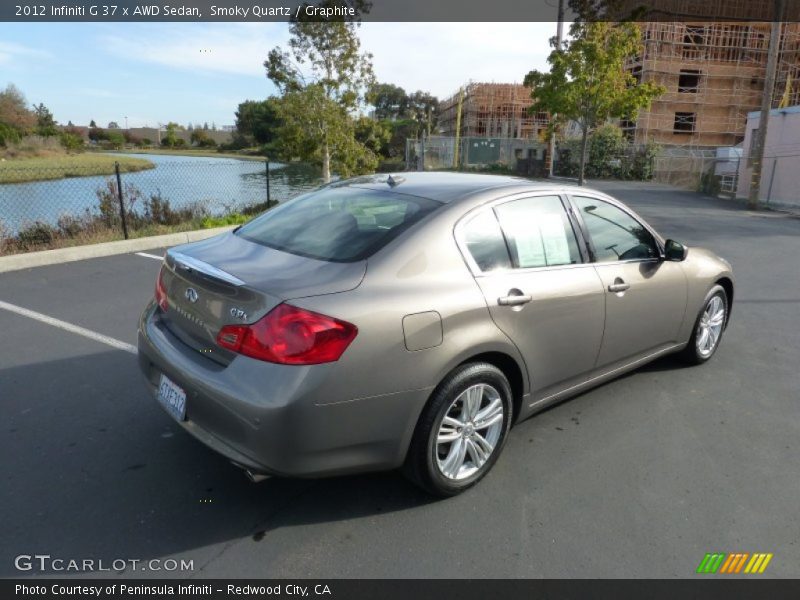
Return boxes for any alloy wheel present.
[696,295,725,358]
[435,383,504,480]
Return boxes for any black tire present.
[679,284,728,365]
[403,362,513,496]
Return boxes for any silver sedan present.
[138,173,734,496]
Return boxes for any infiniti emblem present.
[184,287,199,303]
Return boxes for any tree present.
[33,103,58,136]
[108,121,120,129]
[60,131,84,151]
[89,119,97,128]
[524,19,664,185]
[367,82,408,120]
[190,128,217,147]
[162,122,179,147]
[88,127,109,142]
[235,98,282,147]
[106,131,125,149]
[406,90,438,135]
[276,84,378,178]
[265,0,375,182]
[0,84,36,133]
[354,115,390,155]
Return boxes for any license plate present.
[157,373,186,421]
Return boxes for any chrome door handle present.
[608,281,630,293]
[498,294,532,306]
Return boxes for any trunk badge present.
[185,288,199,303]
[230,308,248,321]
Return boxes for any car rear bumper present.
[137,302,431,478]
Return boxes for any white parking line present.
[0,300,137,355]
[135,252,164,261]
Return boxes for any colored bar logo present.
[696,552,773,574]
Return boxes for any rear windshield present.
[236,187,442,262]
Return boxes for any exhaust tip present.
[245,470,269,483]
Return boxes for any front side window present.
[573,196,659,262]
[493,195,581,269]
[237,187,442,262]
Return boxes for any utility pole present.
[548,0,565,178]
[453,87,464,169]
[749,0,785,210]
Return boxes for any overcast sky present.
[0,22,554,128]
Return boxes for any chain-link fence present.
[0,158,322,255]
[735,154,800,211]
[406,136,548,175]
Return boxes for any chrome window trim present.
[454,189,588,278]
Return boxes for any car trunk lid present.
[159,232,366,364]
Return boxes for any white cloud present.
[95,22,554,98]
[0,41,52,65]
[359,23,555,98]
[80,87,119,98]
[99,23,288,77]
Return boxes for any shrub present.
[56,214,86,238]
[88,128,109,142]
[106,131,125,149]
[0,123,22,147]
[376,160,406,173]
[699,171,722,196]
[96,179,142,227]
[16,221,56,250]
[625,142,659,180]
[59,132,84,151]
[556,128,659,181]
[143,193,181,226]
[201,213,250,228]
[585,124,626,179]
[0,219,9,253]
[123,131,143,145]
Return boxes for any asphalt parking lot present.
[1,181,799,579]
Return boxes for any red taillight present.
[216,303,357,365]
[155,266,169,312]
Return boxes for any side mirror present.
[664,239,688,261]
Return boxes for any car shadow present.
[0,350,437,576]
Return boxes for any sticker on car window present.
[539,214,572,265]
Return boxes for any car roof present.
[331,171,570,204]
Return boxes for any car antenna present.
[386,175,404,187]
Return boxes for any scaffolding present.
[626,20,800,147]
[438,83,550,140]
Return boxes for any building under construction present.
[625,20,800,147]
[438,83,550,140]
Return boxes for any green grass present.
[201,213,251,228]
[0,153,155,183]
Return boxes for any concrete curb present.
[0,225,237,274]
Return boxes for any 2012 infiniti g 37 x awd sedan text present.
[138,172,734,496]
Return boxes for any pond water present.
[0,153,323,235]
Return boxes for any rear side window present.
[494,195,581,269]
[236,188,442,262]
[461,211,512,272]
